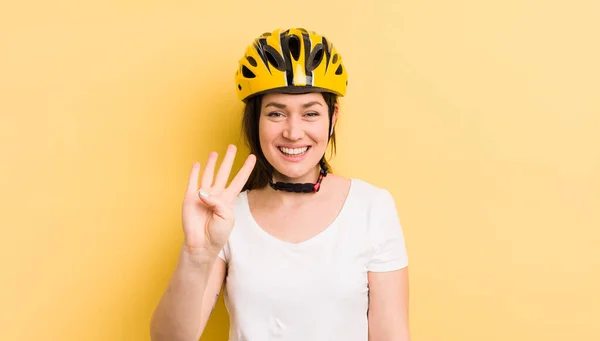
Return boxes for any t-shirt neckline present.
[241,178,355,249]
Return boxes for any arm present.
[150,247,226,341]
[368,267,410,341]
[195,257,227,340]
[149,148,254,341]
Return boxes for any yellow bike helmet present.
[235,28,348,102]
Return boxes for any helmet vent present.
[288,35,301,61]
[332,54,338,64]
[335,64,343,75]
[242,65,256,78]
[307,44,324,72]
[246,56,258,67]
[263,46,285,71]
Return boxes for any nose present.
[282,116,304,141]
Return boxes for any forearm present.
[150,246,219,341]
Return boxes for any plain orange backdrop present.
[1,0,599,340]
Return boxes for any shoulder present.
[351,179,408,270]
[349,178,396,207]
[346,179,402,234]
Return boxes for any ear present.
[330,103,339,136]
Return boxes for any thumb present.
[198,190,233,221]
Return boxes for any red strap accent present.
[313,182,320,192]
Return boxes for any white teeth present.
[279,146,308,155]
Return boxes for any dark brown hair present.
[241,92,339,191]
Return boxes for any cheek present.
[258,121,277,148]
[308,123,330,142]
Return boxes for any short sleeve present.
[367,189,409,272]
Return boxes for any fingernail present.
[198,189,209,198]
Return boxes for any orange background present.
[1,0,599,340]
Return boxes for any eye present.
[305,112,320,117]
[267,111,284,117]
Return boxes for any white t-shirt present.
[217,178,408,341]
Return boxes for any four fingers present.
[189,145,256,199]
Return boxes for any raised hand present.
[182,144,256,254]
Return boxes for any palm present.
[182,145,256,252]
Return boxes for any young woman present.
[150,28,410,341]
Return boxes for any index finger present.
[224,154,256,196]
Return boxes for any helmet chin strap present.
[268,158,328,193]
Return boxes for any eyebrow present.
[264,101,323,109]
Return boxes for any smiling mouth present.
[278,146,310,157]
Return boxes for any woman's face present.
[259,92,337,183]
